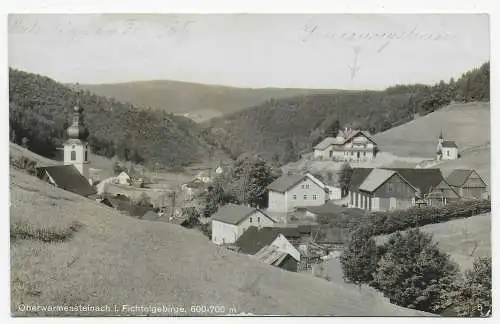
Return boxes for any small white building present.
[115,171,131,185]
[313,128,378,162]
[196,170,212,183]
[211,204,277,245]
[267,173,327,213]
[215,166,224,174]
[436,132,459,161]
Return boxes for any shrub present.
[442,256,492,317]
[340,226,380,284]
[372,229,459,312]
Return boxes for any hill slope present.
[206,63,489,161]
[373,102,490,158]
[79,81,343,122]
[10,168,429,316]
[374,213,491,271]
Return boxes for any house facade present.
[235,227,301,272]
[348,167,444,211]
[427,180,461,207]
[115,171,131,185]
[313,128,378,162]
[211,204,276,245]
[445,169,488,200]
[267,173,327,213]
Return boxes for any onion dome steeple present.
[67,84,89,141]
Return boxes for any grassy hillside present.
[9,168,430,316]
[79,81,344,122]
[374,102,490,158]
[207,63,489,161]
[9,68,225,168]
[374,213,491,271]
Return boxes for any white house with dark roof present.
[267,173,327,213]
[211,204,276,245]
[313,128,378,162]
[436,131,459,160]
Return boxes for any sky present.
[8,13,490,89]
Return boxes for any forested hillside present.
[9,69,221,169]
[78,81,344,121]
[207,62,489,162]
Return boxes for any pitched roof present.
[358,169,398,193]
[267,174,307,193]
[211,204,274,225]
[314,137,339,150]
[235,226,281,255]
[428,180,461,199]
[348,168,374,191]
[314,130,377,150]
[384,168,444,195]
[442,141,458,148]
[445,169,475,187]
[309,171,338,186]
[37,165,96,197]
[253,245,295,265]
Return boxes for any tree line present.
[207,62,490,163]
[9,68,217,169]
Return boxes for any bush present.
[442,256,492,317]
[372,229,459,312]
[360,200,491,238]
[340,226,381,284]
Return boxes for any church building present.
[36,95,97,198]
[436,130,459,161]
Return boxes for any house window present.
[258,217,261,223]
[313,194,317,200]
[388,183,393,193]
[301,185,305,189]
[447,150,450,156]
[306,184,310,189]
[304,195,307,200]
[363,152,366,156]
[84,150,88,162]
[249,217,252,223]
[293,195,297,200]
[71,150,76,161]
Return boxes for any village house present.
[313,128,378,162]
[35,102,96,198]
[235,226,301,272]
[211,204,277,245]
[267,172,327,213]
[347,167,444,211]
[309,171,342,200]
[436,131,459,160]
[444,169,488,200]
[426,179,461,207]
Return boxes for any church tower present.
[436,129,444,160]
[64,89,90,180]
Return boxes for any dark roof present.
[37,165,96,197]
[266,226,301,239]
[348,168,373,191]
[235,227,282,255]
[349,167,443,196]
[445,169,475,187]
[384,168,444,195]
[211,204,274,225]
[267,174,307,193]
[441,141,458,148]
[304,203,344,216]
[310,172,338,186]
[297,224,321,235]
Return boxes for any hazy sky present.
[8,14,489,89]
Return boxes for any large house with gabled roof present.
[347,167,444,211]
[267,172,327,213]
[211,204,276,245]
[313,128,378,162]
[443,169,488,199]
